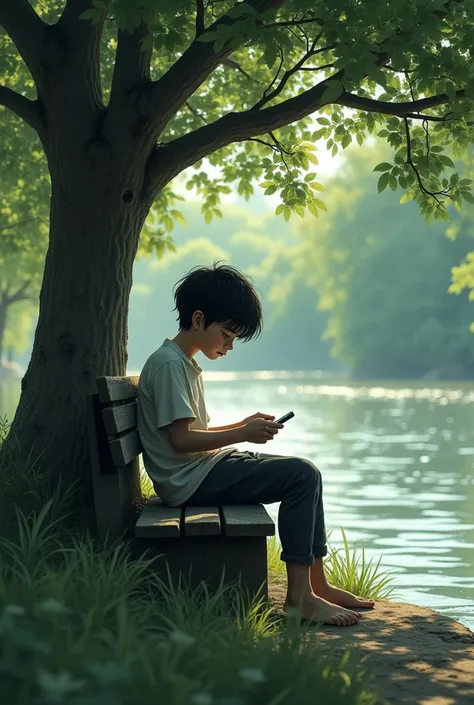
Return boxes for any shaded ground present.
[269,584,474,705]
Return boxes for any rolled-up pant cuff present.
[280,552,314,565]
[280,545,328,564]
[313,545,328,558]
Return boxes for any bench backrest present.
[86,376,143,540]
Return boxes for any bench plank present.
[135,497,181,538]
[221,505,275,537]
[96,376,139,404]
[184,507,221,536]
[109,429,142,467]
[103,401,137,435]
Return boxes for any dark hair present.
[173,261,263,341]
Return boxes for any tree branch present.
[0,86,46,135]
[145,0,465,192]
[185,101,209,124]
[0,0,46,84]
[253,41,336,109]
[262,16,323,29]
[196,0,205,37]
[138,0,288,138]
[109,23,152,100]
[222,58,261,84]
[55,0,109,120]
[147,82,468,192]
[336,89,466,117]
[5,280,32,306]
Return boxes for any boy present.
[137,262,375,626]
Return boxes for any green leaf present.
[341,134,351,149]
[80,9,100,20]
[378,172,390,193]
[264,43,278,68]
[264,185,277,195]
[295,204,305,218]
[204,210,212,224]
[321,81,343,104]
[170,210,186,226]
[275,204,285,216]
[307,202,319,217]
[283,206,292,222]
[309,182,325,192]
[462,191,474,204]
[313,198,327,212]
[312,128,327,140]
[439,155,455,168]
[198,31,219,43]
[373,163,392,172]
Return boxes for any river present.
[2,371,473,631]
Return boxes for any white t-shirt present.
[137,338,235,506]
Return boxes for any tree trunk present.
[5,138,153,513]
[0,300,6,364]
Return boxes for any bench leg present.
[134,535,269,601]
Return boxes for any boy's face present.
[194,314,238,360]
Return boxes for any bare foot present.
[283,593,362,627]
[313,583,375,610]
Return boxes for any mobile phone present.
[276,411,295,424]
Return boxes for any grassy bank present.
[0,418,394,704]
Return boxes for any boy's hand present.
[242,419,283,444]
[241,412,275,424]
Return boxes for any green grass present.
[0,420,395,704]
[0,500,380,705]
[267,532,396,601]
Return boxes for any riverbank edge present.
[269,583,474,704]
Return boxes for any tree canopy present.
[2,0,474,229]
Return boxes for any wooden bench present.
[86,375,276,599]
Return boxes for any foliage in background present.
[0,107,49,361]
[245,144,474,379]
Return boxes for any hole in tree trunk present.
[122,189,134,203]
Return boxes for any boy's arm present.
[167,417,282,452]
[167,418,245,453]
[208,413,275,432]
[208,421,244,432]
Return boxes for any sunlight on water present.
[202,373,474,631]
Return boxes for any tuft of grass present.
[267,529,395,600]
[324,527,396,600]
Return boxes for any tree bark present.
[5,129,153,511]
[0,299,7,363]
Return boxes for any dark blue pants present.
[185,449,327,565]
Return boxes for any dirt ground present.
[269,584,474,705]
